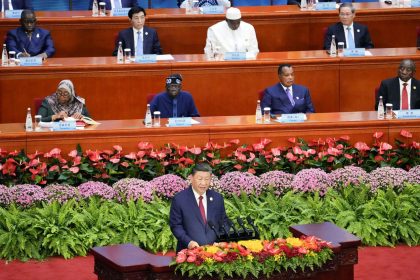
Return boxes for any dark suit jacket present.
[376,77,420,110]
[324,22,374,50]
[88,0,138,10]
[169,187,228,252]
[112,26,162,56]
[261,83,315,114]
[6,27,55,57]
[0,0,33,11]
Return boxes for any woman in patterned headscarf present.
[38,79,90,122]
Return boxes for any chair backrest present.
[151,0,178,8]
[34,98,43,114]
[146,94,156,104]
[272,0,288,5]
[258,90,265,101]
[233,0,271,6]
[417,26,420,48]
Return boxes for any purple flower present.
[0,184,11,206]
[112,178,153,203]
[44,184,77,204]
[77,181,116,199]
[8,184,46,207]
[259,171,294,196]
[367,167,409,192]
[219,171,262,196]
[329,166,368,188]
[149,174,188,199]
[407,165,420,185]
[291,169,331,196]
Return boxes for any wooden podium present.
[91,222,361,280]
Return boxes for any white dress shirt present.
[2,0,13,11]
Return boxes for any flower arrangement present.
[0,131,418,186]
[173,236,333,279]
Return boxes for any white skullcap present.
[226,7,241,20]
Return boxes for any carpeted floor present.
[1,246,419,280]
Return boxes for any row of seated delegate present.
[0,0,385,11]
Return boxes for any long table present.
[0,4,419,57]
[0,112,418,155]
[1,48,419,123]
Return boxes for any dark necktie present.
[401,83,408,110]
[198,196,206,224]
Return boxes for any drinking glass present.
[153,111,161,127]
[337,42,345,57]
[34,115,42,131]
[99,2,106,16]
[8,51,16,66]
[385,103,393,119]
[263,107,271,123]
[124,48,131,63]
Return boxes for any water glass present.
[99,2,106,16]
[263,107,271,123]
[8,51,16,66]
[153,111,161,127]
[34,115,42,131]
[214,46,223,61]
[124,48,131,63]
[337,42,345,57]
[385,103,393,119]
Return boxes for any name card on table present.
[343,48,366,57]
[135,54,157,63]
[411,0,420,7]
[168,117,192,127]
[111,8,130,16]
[20,57,43,66]
[5,10,23,18]
[315,3,336,10]
[52,121,77,131]
[201,6,224,14]
[396,110,420,119]
[277,113,307,123]
[224,52,246,61]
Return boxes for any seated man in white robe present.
[204,7,259,58]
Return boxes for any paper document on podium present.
[156,55,174,61]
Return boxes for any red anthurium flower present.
[69,167,79,174]
[252,143,264,151]
[68,150,78,158]
[288,137,296,144]
[120,162,129,168]
[234,164,242,170]
[184,158,194,165]
[247,152,256,162]
[292,146,302,155]
[234,151,246,162]
[113,145,123,152]
[125,152,137,160]
[49,165,59,172]
[379,142,393,151]
[354,142,370,151]
[247,168,256,174]
[344,154,353,160]
[2,158,17,175]
[230,139,240,145]
[400,129,412,138]
[138,142,153,150]
[86,150,102,162]
[206,152,214,158]
[373,132,384,139]
[374,155,384,162]
[211,159,220,165]
[327,156,335,163]
[340,135,350,141]
[412,141,419,149]
[189,147,202,155]
[271,147,281,156]
[286,152,297,161]
[109,158,120,164]
[261,138,272,145]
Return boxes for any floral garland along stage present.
[0,131,418,186]
[173,236,333,279]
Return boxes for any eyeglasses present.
[22,19,36,24]
[57,91,70,97]
[399,67,414,73]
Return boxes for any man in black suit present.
[376,59,420,110]
[112,6,162,56]
[324,3,374,50]
[1,0,33,11]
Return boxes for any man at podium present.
[170,163,228,252]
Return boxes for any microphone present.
[219,221,231,239]
[226,218,240,238]
[208,221,220,239]
[237,217,253,239]
[246,216,260,239]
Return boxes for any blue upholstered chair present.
[233,0,271,6]
[272,0,288,5]
[150,0,179,8]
